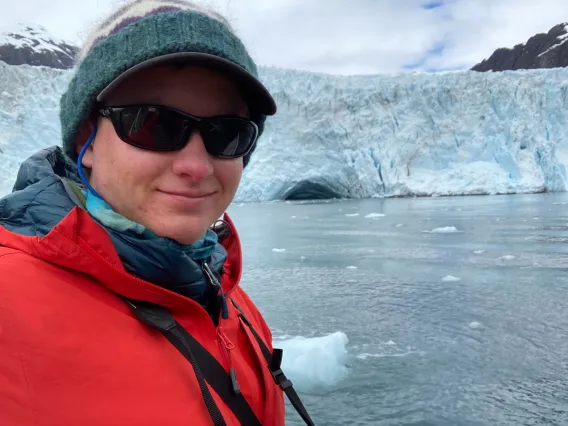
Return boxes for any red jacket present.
[0,207,284,426]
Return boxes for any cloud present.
[0,0,117,43]
[403,40,447,71]
[420,0,568,71]
[218,0,445,74]
[0,0,567,74]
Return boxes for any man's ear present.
[75,119,96,168]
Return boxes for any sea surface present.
[228,193,568,426]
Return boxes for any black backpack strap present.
[230,299,316,426]
[124,299,261,426]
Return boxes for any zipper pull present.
[217,327,235,350]
[230,368,240,395]
[220,293,229,320]
[218,327,240,395]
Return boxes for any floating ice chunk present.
[276,332,349,391]
[469,321,484,330]
[533,217,539,220]
[345,213,360,217]
[356,348,423,360]
[499,255,516,260]
[553,202,568,205]
[473,250,486,254]
[300,256,306,260]
[396,224,403,227]
[424,226,461,234]
[346,266,358,270]
[290,216,296,219]
[272,248,286,253]
[365,213,386,219]
[442,275,461,282]
[356,353,378,360]
[385,340,397,346]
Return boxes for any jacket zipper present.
[218,326,240,395]
[204,261,241,395]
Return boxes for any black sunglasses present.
[98,105,258,159]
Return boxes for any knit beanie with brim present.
[60,0,276,168]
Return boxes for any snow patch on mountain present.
[0,23,77,69]
[538,23,568,58]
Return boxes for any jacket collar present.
[0,205,244,313]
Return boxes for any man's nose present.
[171,130,214,180]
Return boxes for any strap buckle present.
[271,368,293,390]
[270,348,293,390]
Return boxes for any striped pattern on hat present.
[77,1,232,63]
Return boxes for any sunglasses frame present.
[98,104,259,159]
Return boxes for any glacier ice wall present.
[1,60,568,201]
[238,67,568,201]
[0,62,69,195]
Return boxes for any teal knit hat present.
[60,0,276,167]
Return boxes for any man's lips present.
[158,189,217,206]
[159,190,215,198]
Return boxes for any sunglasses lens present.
[111,106,256,158]
[201,117,257,157]
[119,106,190,151]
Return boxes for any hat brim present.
[96,52,277,116]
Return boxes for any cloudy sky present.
[1,0,568,74]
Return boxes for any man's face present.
[77,65,248,244]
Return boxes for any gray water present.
[227,193,568,426]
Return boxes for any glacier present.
[1,60,568,201]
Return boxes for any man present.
[0,1,313,425]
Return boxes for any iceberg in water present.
[2,61,568,201]
[275,331,349,392]
[442,275,461,282]
[424,226,461,233]
[365,213,386,218]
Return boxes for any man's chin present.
[148,216,211,245]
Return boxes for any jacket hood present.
[1,145,82,238]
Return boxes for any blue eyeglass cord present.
[77,125,105,200]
